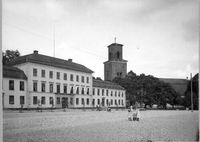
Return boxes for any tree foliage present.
[3,50,20,65]
[113,70,179,108]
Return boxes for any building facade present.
[3,50,126,109]
[104,43,127,81]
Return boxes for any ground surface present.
[3,109,199,142]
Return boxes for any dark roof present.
[3,66,27,80]
[108,43,123,47]
[8,51,93,74]
[93,79,125,90]
[159,78,189,95]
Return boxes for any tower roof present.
[108,43,123,47]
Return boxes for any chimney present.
[68,59,72,62]
[33,50,38,54]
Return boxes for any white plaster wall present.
[3,78,27,108]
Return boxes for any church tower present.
[104,42,127,81]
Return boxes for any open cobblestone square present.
[3,110,199,142]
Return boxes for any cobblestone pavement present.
[3,110,199,142]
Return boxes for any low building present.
[92,78,126,108]
[3,50,126,109]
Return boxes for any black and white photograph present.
[1,0,199,141]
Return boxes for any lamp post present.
[190,73,193,112]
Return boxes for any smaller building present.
[92,78,126,108]
[3,66,27,108]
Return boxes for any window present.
[97,89,100,96]
[81,76,84,83]
[9,96,14,104]
[106,99,109,105]
[87,88,89,95]
[87,77,89,83]
[87,98,89,105]
[76,98,79,105]
[118,92,120,97]
[122,93,123,97]
[117,51,120,59]
[92,99,95,106]
[102,89,104,96]
[64,73,67,80]
[111,91,113,97]
[20,81,24,91]
[41,70,45,77]
[49,97,53,105]
[49,83,53,93]
[33,68,37,76]
[70,98,73,105]
[57,84,60,93]
[118,100,120,105]
[122,100,124,106]
[33,82,37,92]
[111,99,113,105]
[57,98,60,104]
[106,90,109,96]
[70,74,73,81]
[20,96,25,105]
[70,87,73,94]
[64,85,67,94]
[9,80,14,90]
[76,75,79,82]
[115,100,117,105]
[33,96,37,105]
[93,88,95,95]
[41,96,45,104]
[41,82,46,92]
[49,71,53,78]
[76,87,79,94]
[57,72,60,79]
[97,99,100,105]
[115,91,117,97]
[81,88,84,95]
[81,98,85,105]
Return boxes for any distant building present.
[104,43,127,81]
[3,49,126,109]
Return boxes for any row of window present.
[9,80,25,91]
[33,68,90,83]
[93,88,124,98]
[33,81,90,95]
[8,95,124,106]
[75,98,124,106]
[9,95,24,105]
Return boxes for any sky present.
[2,0,199,79]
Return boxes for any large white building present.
[3,50,126,109]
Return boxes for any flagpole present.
[53,23,55,57]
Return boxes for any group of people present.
[128,105,140,121]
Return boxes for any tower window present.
[117,51,120,59]
[109,52,112,60]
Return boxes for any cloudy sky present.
[2,0,199,79]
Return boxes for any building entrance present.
[62,97,68,108]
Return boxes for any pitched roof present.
[8,51,93,74]
[159,78,189,95]
[93,78,125,90]
[3,66,27,80]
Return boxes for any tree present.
[113,71,179,109]
[3,50,20,65]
